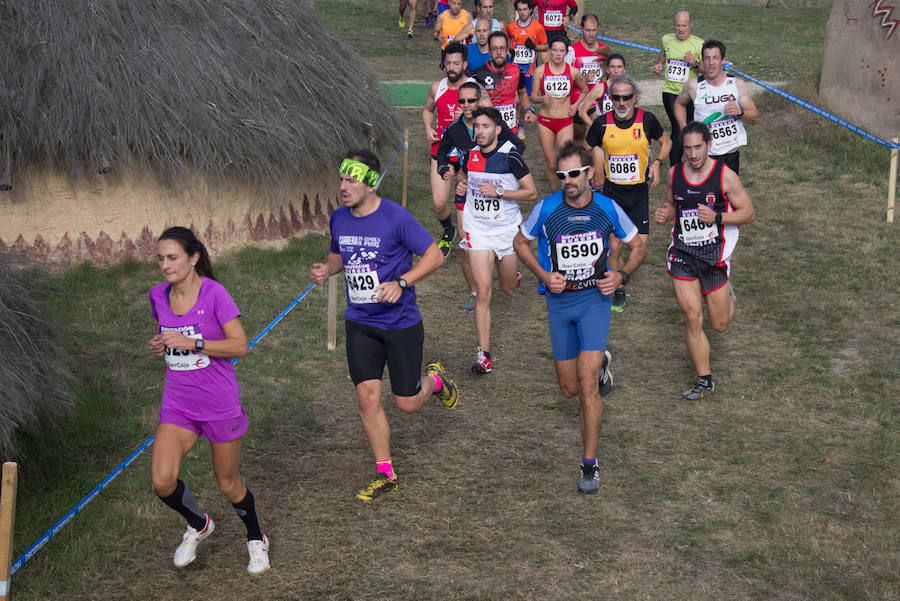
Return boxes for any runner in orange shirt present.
[505,0,548,95]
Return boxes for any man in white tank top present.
[674,39,758,174]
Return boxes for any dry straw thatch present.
[0,0,402,188]
[0,256,75,459]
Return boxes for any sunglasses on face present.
[555,165,591,179]
[610,93,634,101]
[458,97,479,104]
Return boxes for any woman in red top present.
[531,37,587,189]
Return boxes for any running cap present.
[339,158,380,187]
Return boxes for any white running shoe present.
[173,515,215,568]
[247,535,270,574]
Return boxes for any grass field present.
[7,1,899,599]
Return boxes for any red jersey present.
[506,19,547,78]
[566,39,607,104]
[539,63,574,100]
[534,0,577,33]
[472,62,525,132]
[431,76,475,157]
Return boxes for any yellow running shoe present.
[425,361,459,409]
[398,16,405,28]
[356,475,398,501]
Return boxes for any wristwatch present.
[397,278,408,290]
[194,339,205,352]
[617,270,630,285]
[496,187,505,198]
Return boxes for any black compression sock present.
[233,488,264,541]
[439,216,453,231]
[699,374,712,386]
[159,479,207,530]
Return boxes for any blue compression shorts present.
[545,287,612,361]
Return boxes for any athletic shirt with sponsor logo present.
[693,75,748,156]
[473,62,525,131]
[520,190,637,294]
[150,278,243,421]
[432,76,477,156]
[565,40,607,105]
[462,140,529,236]
[506,19,548,77]
[534,0,577,32]
[539,62,574,99]
[330,199,434,330]
[439,9,472,49]
[586,108,663,186]
[669,160,738,265]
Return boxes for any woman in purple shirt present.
[147,227,269,574]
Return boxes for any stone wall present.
[820,1,900,141]
[0,167,338,265]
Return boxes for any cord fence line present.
[567,25,900,151]
[10,283,318,577]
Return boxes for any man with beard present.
[506,0,548,96]
[472,31,537,136]
[584,74,670,312]
[423,42,475,257]
[310,149,459,502]
[653,121,754,401]
[514,141,644,494]
[456,107,537,374]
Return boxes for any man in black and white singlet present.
[674,40,758,175]
[653,121,755,401]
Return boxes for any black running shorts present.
[666,247,730,295]
[603,181,650,234]
[345,319,424,396]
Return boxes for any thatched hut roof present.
[0,0,402,187]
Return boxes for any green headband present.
[339,158,380,187]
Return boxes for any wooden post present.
[888,138,898,223]
[402,128,410,208]
[327,274,338,351]
[0,462,18,601]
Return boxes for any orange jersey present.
[439,9,472,49]
[506,19,547,78]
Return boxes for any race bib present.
[599,94,613,114]
[164,333,210,372]
[345,263,382,304]
[544,74,570,98]
[543,9,563,27]
[555,231,603,272]
[470,195,503,221]
[709,117,740,145]
[666,58,690,83]
[514,45,536,65]
[679,208,719,245]
[607,153,640,183]
[580,60,604,85]
[498,103,517,130]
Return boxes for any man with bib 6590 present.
[514,141,645,494]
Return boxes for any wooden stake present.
[888,138,898,223]
[402,128,410,208]
[0,462,18,601]
[327,274,338,351]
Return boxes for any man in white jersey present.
[674,39,758,174]
[455,107,537,374]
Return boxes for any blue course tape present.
[566,25,899,151]
[10,283,318,577]
[375,150,398,192]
